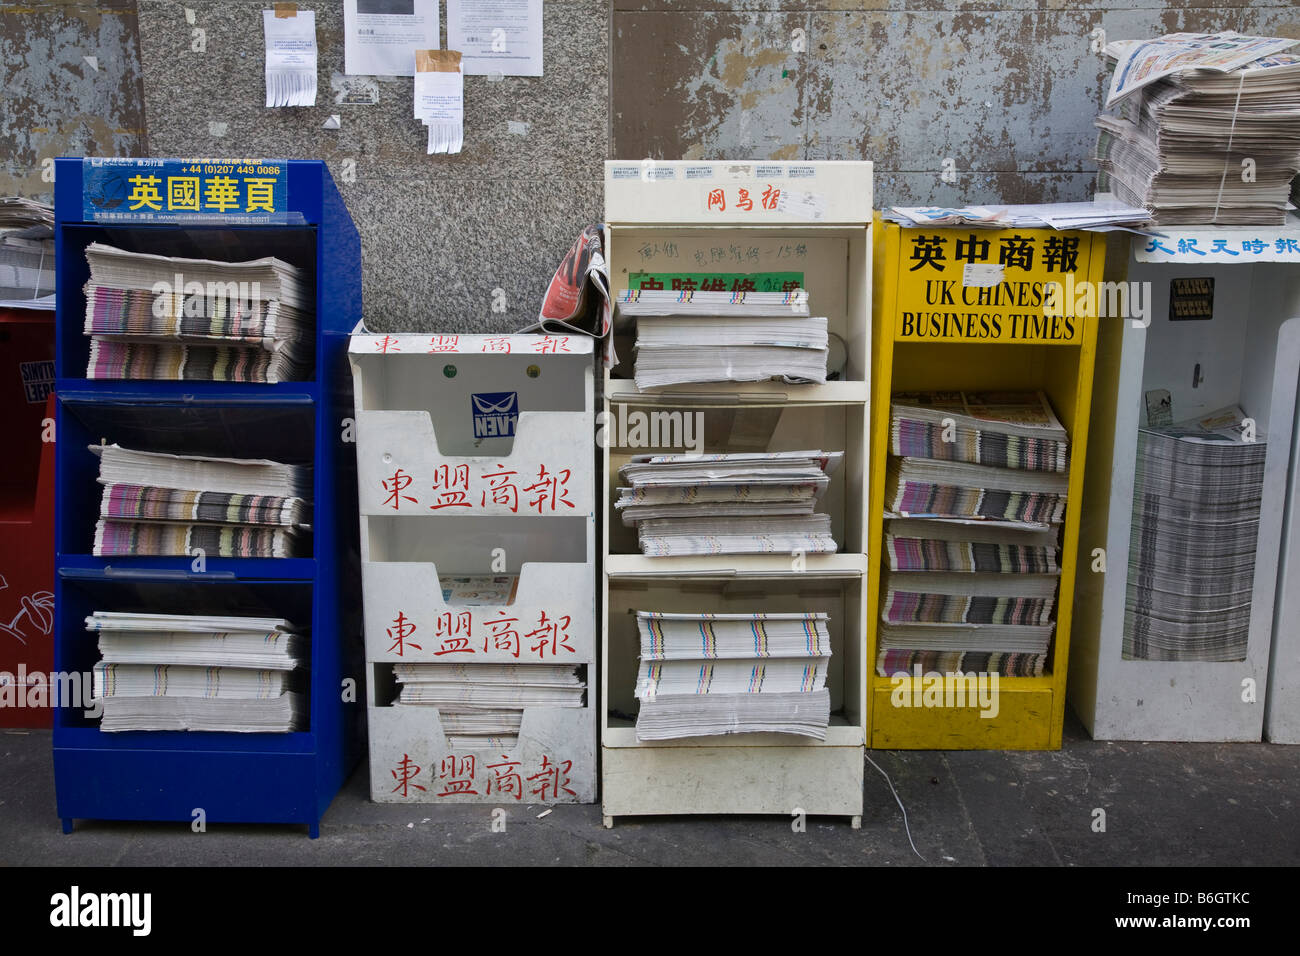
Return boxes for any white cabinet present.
[350,332,597,801]
[600,160,873,824]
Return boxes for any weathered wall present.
[5,3,1300,328]
[136,0,609,333]
[612,1,1300,207]
[0,0,148,200]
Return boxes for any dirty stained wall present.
[4,3,1300,330]
[0,1,148,200]
[612,1,1300,206]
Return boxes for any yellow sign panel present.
[892,230,1095,345]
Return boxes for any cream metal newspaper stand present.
[350,331,597,802]
[601,160,872,825]
[1070,227,1300,742]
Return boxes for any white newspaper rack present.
[1070,227,1300,741]
[600,160,873,826]
[350,331,597,802]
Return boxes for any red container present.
[0,307,55,727]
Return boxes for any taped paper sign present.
[776,189,827,221]
[344,0,440,77]
[446,0,543,77]
[331,71,381,105]
[963,263,1004,288]
[263,8,318,107]
[414,49,464,154]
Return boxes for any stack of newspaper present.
[0,197,55,308]
[88,611,308,732]
[81,242,314,381]
[617,450,841,556]
[1096,32,1300,225]
[1124,407,1265,662]
[633,611,832,741]
[617,289,828,389]
[878,391,1068,677]
[392,663,585,750]
[886,201,1151,231]
[91,444,311,558]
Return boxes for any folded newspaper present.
[523,224,613,363]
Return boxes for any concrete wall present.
[4,3,1299,330]
[136,0,609,333]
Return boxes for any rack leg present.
[61,818,74,834]
[602,815,614,829]
[850,816,862,830]
[308,821,320,839]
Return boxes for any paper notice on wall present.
[446,0,543,77]
[415,49,464,154]
[344,0,440,77]
[263,9,318,107]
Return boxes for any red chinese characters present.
[483,611,521,658]
[486,755,524,801]
[427,335,460,353]
[386,611,421,656]
[523,465,573,514]
[430,463,472,510]
[433,611,473,656]
[375,335,401,353]
[481,337,512,353]
[391,754,426,797]
[480,465,521,513]
[382,469,418,510]
[531,336,571,353]
[528,755,576,801]
[437,755,478,796]
[707,188,726,212]
[526,611,574,658]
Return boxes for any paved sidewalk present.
[3,717,1297,866]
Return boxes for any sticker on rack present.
[472,391,519,438]
[963,263,1004,288]
[19,360,54,403]
[776,189,827,221]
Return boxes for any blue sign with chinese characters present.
[81,157,291,224]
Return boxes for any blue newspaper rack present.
[51,158,363,837]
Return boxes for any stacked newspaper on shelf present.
[392,663,585,750]
[1096,33,1300,225]
[633,611,832,740]
[884,516,1059,573]
[881,570,1058,626]
[876,623,1052,677]
[617,450,841,556]
[879,391,1067,678]
[81,242,314,381]
[891,391,1069,472]
[87,611,308,732]
[0,196,55,307]
[91,444,311,558]
[1124,406,1265,662]
[617,289,827,389]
